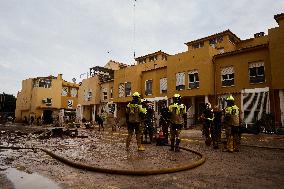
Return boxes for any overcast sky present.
[0,0,283,96]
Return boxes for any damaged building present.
[15,74,79,124]
[76,60,127,124]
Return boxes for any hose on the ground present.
[0,145,206,176]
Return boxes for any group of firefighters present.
[125,91,241,153]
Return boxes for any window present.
[176,72,185,91]
[188,70,199,89]
[118,83,125,97]
[209,36,223,47]
[42,98,52,106]
[149,56,154,62]
[192,42,204,49]
[61,87,68,96]
[102,88,108,101]
[221,66,234,87]
[70,88,77,97]
[67,100,73,109]
[125,82,131,97]
[160,78,167,94]
[145,80,153,96]
[87,90,92,101]
[34,79,52,88]
[162,55,167,60]
[103,92,107,100]
[209,38,217,46]
[249,62,265,84]
[138,59,146,64]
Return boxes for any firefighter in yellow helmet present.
[125,92,147,151]
[224,95,241,152]
[168,94,186,152]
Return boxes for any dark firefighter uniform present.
[203,103,214,146]
[224,95,240,152]
[168,94,186,152]
[126,92,147,151]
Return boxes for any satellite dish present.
[72,78,76,83]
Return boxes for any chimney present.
[57,74,63,80]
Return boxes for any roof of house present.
[213,44,268,60]
[135,50,170,61]
[185,29,241,46]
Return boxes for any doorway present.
[43,110,53,124]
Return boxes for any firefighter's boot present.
[136,133,145,151]
[175,138,181,152]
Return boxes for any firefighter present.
[202,103,214,146]
[168,94,186,152]
[143,102,155,143]
[125,92,147,151]
[224,95,240,152]
[159,102,169,144]
[212,105,222,149]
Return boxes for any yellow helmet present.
[132,92,141,97]
[173,94,181,98]
[226,95,234,101]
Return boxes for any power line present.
[133,0,137,59]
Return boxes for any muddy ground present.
[0,123,284,189]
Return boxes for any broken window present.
[34,78,52,88]
[145,80,153,96]
[62,87,68,96]
[188,70,200,89]
[39,79,52,88]
[221,66,234,87]
[249,62,265,84]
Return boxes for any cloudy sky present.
[0,0,283,95]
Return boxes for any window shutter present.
[160,78,167,93]
[249,61,264,68]
[176,73,185,86]
[221,66,234,75]
[118,83,124,97]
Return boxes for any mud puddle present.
[3,167,61,189]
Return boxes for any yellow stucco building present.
[16,13,284,127]
[111,12,284,127]
[15,74,79,124]
[77,60,127,123]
